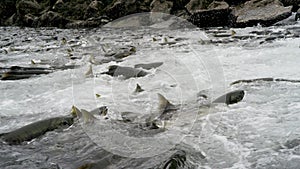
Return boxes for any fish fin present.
[80,109,97,123]
[134,83,144,93]
[71,106,81,118]
[158,93,177,113]
[1,73,9,79]
[85,65,94,78]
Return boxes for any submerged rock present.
[230,0,292,27]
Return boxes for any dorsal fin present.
[134,83,144,93]
[157,93,177,113]
[85,65,93,78]
[71,106,96,123]
[80,109,96,123]
[71,105,79,117]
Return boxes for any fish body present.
[1,116,73,145]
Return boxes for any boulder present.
[66,17,110,28]
[52,0,91,20]
[150,0,173,14]
[185,0,214,13]
[16,0,41,15]
[36,11,70,28]
[279,0,300,11]
[104,0,152,20]
[23,13,38,26]
[224,0,250,6]
[83,0,104,19]
[230,0,292,27]
[188,1,232,27]
[0,0,17,25]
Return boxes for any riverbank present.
[0,0,299,28]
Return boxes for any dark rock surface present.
[230,0,292,27]
[0,0,298,28]
[188,1,232,27]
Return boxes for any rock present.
[279,0,300,11]
[0,0,17,25]
[36,11,70,28]
[16,0,41,15]
[52,0,91,20]
[83,0,104,19]
[230,0,292,27]
[23,13,38,26]
[66,17,109,28]
[172,0,190,10]
[224,0,250,6]
[188,1,232,27]
[52,0,64,11]
[185,0,214,13]
[104,0,152,20]
[4,13,17,26]
[150,0,173,14]
[296,8,300,21]
[172,9,190,19]
[207,1,229,9]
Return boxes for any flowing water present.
[0,13,300,169]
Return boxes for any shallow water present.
[0,17,300,169]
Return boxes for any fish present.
[101,65,148,79]
[0,116,74,145]
[212,90,245,105]
[134,83,144,93]
[134,62,163,70]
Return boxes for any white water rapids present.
[0,14,300,169]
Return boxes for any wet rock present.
[15,0,42,26]
[224,0,251,6]
[279,0,300,11]
[52,0,91,20]
[66,17,108,28]
[104,0,151,20]
[23,13,38,26]
[36,11,70,28]
[52,0,64,11]
[172,9,190,19]
[16,0,41,16]
[83,0,104,19]
[188,1,232,27]
[150,0,173,14]
[185,0,213,13]
[0,0,17,26]
[296,8,300,21]
[230,0,293,27]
